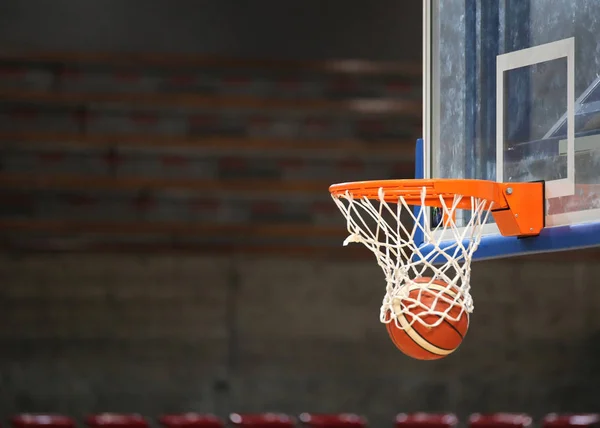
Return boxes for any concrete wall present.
[0,253,599,425]
[0,0,422,61]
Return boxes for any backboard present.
[421,0,600,260]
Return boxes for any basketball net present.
[331,186,493,330]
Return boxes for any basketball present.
[385,277,469,360]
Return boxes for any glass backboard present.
[421,0,600,260]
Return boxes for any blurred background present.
[0,2,599,428]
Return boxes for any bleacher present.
[5,413,600,428]
[0,52,421,255]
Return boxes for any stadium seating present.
[469,413,533,428]
[395,413,458,428]
[159,414,225,428]
[85,413,148,428]
[0,52,421,255]
[299,413,367,428]
[229,413,295,428]
[542,414,600,428]
[11,415,76,428]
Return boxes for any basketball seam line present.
[442,317,466,339]
[396,311,453,355]
[412,281,467,341]
[390,280,466,356]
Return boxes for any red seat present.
[229,414,295,428]
[543,414,600,428]
[395,413,458,428]
[469,414,532,428]
[160,414,224,428]
[85,414,148,428]
[299,413,367,428]
[12,415,76,428]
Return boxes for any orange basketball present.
[385,277,469,360]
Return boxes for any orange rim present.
[329,179,508,210]
[329,178,545,237]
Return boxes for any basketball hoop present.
[329,179,543,330]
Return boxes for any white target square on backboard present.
[496,38,575,200]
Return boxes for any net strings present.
[331,186,494,329]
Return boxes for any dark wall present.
[1,253,599,424]
[0,0,422,61]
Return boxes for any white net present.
[331,185,494,329]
